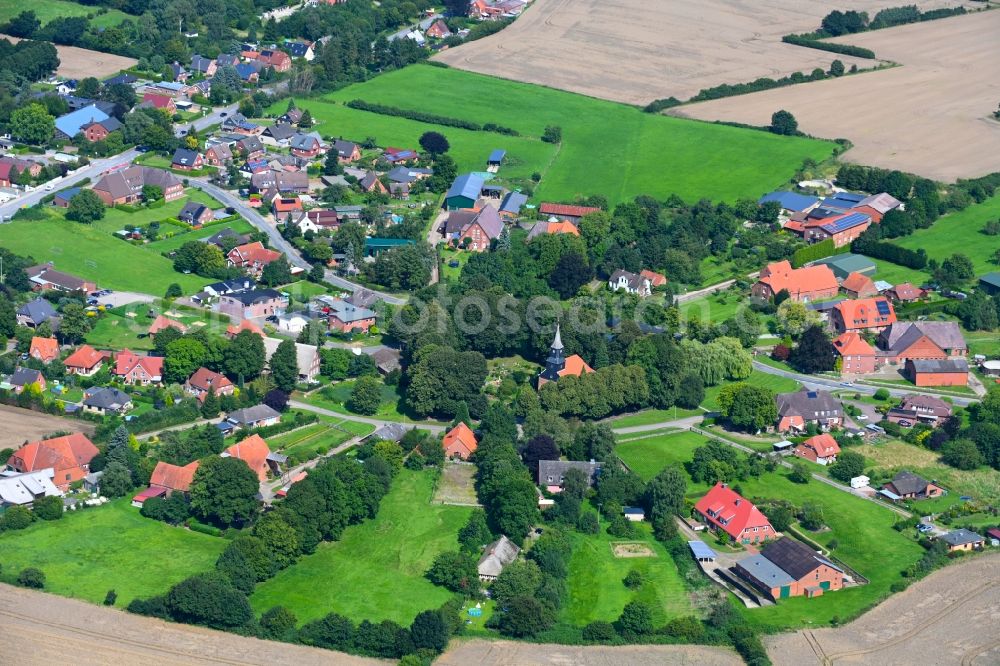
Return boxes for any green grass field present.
[145,219,255,254]
[609,406,704,429]
[678,291,749,325]
[616,430,713,485]
[275,64,836,204]
[86,301,230,350]
[701,371,801,412]
[250,469,471,625]
[894,194,1000,278]
[265,418,373,459]
[0,499,224,606]
[0,0,132,28]
[563,523,692,626]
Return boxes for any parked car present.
[856,414,869,421]
[917,523,934,533]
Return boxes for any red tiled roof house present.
[694,482,776,545]
[442,422,478,460]
[7,433,99,490]
[751,261,838,303]
[794,433,841,465]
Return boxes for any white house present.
[850,475,870,489]
[624,506,645,522]
[277,312,311,334]
[608,270,651,298]
[0,468,62,507]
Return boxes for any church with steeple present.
[537,324,595,388]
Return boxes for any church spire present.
[551,324,563,351]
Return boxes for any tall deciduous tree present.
[225,330,266,382]
[189,456,260,527]
[10,103,54,144]
[268,339,299,392]
[66,189,106,223]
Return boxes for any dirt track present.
[433,0,959,105]
[673,11,1000,181]
[437,639,742,665]
[766,553,1000,665]
[0,404,94,449]
[0,584,383,666]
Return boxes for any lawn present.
[609,406,705,430]
[616,430,713,485]
[0,0,131,27]
[90,188,223,235]
[678,291,748,325]
[299,380,448,425]
[274,64,837,205]
[562,523,692,627]
[265,418,373,460]
[0,498,224,606]
[865,257,929,287]
[965,330,1000,358]
[86,301,230,350]
[441,247,472,282]
[895,193,1000,278]
[145,219,256,254]
[250,468,472,625]
[701,371,801,412]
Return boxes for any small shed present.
[979,272,1000,296]
[487,149,505,170]
[623,506,645,522]
[688,540,716,563]
[981,360,1000,377]
[772,440,794,453]
[850,475,870,489]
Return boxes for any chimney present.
[734,499,741,506]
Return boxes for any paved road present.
[174,101,241,138]
[289,399,446,434]
[0,148,140,219]
[752,360,979,407]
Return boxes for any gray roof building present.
[940,529,984,547]
[776,389,842,422]
[264,123,297,142]
[811,254,877,280]
[16,298,57,326]
[477,535,520,580]
[227,403,281,426]
[367,423,412,442]
[9,368,44,388]
[83,387,132,412]
[907,358,969,374]
[537,460,603,487]
[887,470,933,496]
[879,321,967,355]
[172,148,201,168]
[370,348,401,374]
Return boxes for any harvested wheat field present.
[1,35,137,79]
[438,639,742,665]
[0,583,384,666]
[673,11,1000,181]
[766,553,1000,665]
[0,404,94,449]
[433,0,958,105]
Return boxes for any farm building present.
[811,254,877,280]
[7,433,99,490]
[623,507,645,522]
[694,482,775,545]
[905,358,969,387]
[758,191,819,215]
[734,538,844,600]
[979,272,1000,296]
[832,331,877,375]
[0,468,61,508]
[688,540,716,564]
[478,536,520,581]
[444,173,486,210]
[751,261,838,303]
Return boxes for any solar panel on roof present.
[876,300,891,316]
[807,391,818,399]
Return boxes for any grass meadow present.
[250,468,471,625]
[0,0,131,27]
[0,499,224,606]
[895,193,1000,278]
[701,370,801,412]
[274,64,837,205]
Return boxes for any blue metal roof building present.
[688,540,716,562]
[445,173,485,210]
[54,105,110,140]
[758,191,819,212]
[488,149,506,164]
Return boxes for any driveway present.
[94,291,156,308]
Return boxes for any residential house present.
[525,220,580,240]
[234,62,262,83]
[91,166,183,205]
[28,337,59,364]
[346,288,379,309]
[292,209,339,234]
[280,108,303,125]
[263,337,321,383]
[7,433,99,490]
[113,349,163,385]
[25,264,96,293]
[537,325,594,387]
[250,170,309,193]
[426,19,452,38]
[794,433,841,465]
[185,367,235,402]
[171,148,203,171]
[832,331,876,375]
[383,147,419,164]
[332,139,361,163]
[54,105,111,140]
[318,297,377,334]
[608,269,651,297]
[387,165,432,185]
[498,191,528,220]
[104,73,137,86]
[477,536,520,581]
[444,173,485,210]
[261,123,297,146]
[144,460,200,502]
[190,54,217,77]
[694,482,776,545]
[15,298,56,328]
[359,170,387,194]
[841,272,879,299]
[0,469,61,508]
[758,191,819,216]
[886,282,925,302]
[640,269,668,289]
[905,358,969,387]
[735,537,844,600]
[168,62,188,82]
[204,142,233,166]
[223,434,285,481]
[204,278,256,298]
[63,344,107,376]
[538,202,601,224]
[148,315,187,336]
[939,529,985,552]
[776,389,843,433]
[257,49,292,72]
[880,470,944,501]
[289,132,324,158]
[225,404,281,431]
[226,319,265,339]
[366,423,412,444]
[178,201,214,226]
[82,386,133,416]
[443,204,504,251]
[285,41,315,61]
[218,289,287,320]
[442,422,478,460]
[81,117,122,142]
[877,322,967,365]
[886,394,953,426]
[236,135,266,159]
[141,93,177,115]
[800,212,872,248]
[831,297,896,334]
[537,460,602,492]
[226,242,283,277]
[273,197,303,216]
[8,368,45,394]
[751,261,839,302]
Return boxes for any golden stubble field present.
[672,10,1000,181]
[433,0,960,105]
[2,34,137,79]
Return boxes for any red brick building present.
[832,331,877,375]
[906,358,969,387]
[735,538,844,600]
[831,297,896,334]
[7,433,99,490]
[751,261,839,302]
[694,482,776,545]
[442,422,478,460]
